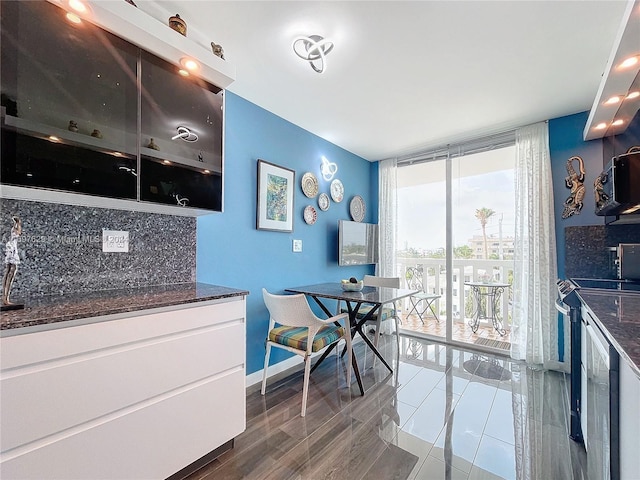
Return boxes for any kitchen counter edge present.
[0,282,249,337]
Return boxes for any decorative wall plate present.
[303,205,317,224]
[301,172,319,198]
[318,193,330,211]
[350,195,365,222]
[330,179,344,203]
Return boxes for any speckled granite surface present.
[565,224,640,279]
[578,290,640,378]
[0,199,196,298]
[0,283,248,334]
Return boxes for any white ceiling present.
[137,0,631,161]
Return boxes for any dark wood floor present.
[186,334,586,480]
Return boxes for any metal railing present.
[396,257,514,331]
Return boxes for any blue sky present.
[397,148,515,252]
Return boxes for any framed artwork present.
[257,159,295,232]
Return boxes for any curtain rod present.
[394,129,517,167]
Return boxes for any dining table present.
[285,282,420,395]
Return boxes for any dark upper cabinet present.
[1,1,224,212]
[139,52,223,210]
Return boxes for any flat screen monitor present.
[338,220,378,266]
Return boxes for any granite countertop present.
[1,282,249,335]
[578,290,640,378]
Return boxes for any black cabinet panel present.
[140,156,221,211]
[1,1,224,212]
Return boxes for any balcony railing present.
[396,257,514,332]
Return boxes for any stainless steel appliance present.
[595,152,640,217]
[617,243,640,280]
[555,279,583,442]
[557,278,627,480]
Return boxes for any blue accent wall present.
[549,111,604,278]
[197,92,376,374]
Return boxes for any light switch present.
[293,239,302,252]
[102,230,129,252]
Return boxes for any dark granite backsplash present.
[565,224,640,279]
[1,199,196,298]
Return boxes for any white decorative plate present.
[318,193,330,211]
[303,205,317,225]
[350,195,365,222]
[301,172,319,198]
[330,179,344,203]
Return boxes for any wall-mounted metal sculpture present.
[562,155,586,219]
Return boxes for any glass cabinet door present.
[1,1,139,199]
[140,51,224,211]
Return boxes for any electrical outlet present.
[293,239,302,252]
[102,230,129,252]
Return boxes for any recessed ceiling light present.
[203,169,210,174]
[626,91,640,100]
[180,57,199,72]
[66,12,82,24]
[612,119,624,126]
[594,122,608,130]
[49,135,61,142]
[68,0,87,13]
[163,160,171,165]
[604,95,621,105]
[178,69,190,77]
[618,55,639,69]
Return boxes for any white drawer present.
[0,368,245,480]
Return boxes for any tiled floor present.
[187,335,586,480]
[399,312,512,352]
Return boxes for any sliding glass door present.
[397,146,516,353]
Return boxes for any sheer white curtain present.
[511,122,563,369]
[378,158,397,278]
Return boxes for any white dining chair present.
[261,288,352,417]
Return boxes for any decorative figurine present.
[68,120,78,132]
[147,138,160,150]
[211,41,225,60]
[562,155,586,219]
[1,216,24,311]
[168,14,187,36]
[90,129,102,139]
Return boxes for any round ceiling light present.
[180,57,200,72]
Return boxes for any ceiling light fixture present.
[68,0,88,14]
[626,91,640,100]
[171,126,199,142]
[320,156,338,181]
[618,55,639,69]
[179,57,200,72]
[594,123,608,130]
[612,119,624,126]
[292,35,334,73]
[178,69,190,77]
[604,95,622,105]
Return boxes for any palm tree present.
[475,207,495,259]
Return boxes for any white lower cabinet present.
[0,298,246,479]
[620,359,640,480]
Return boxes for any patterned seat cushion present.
[269,325,346,352]
[341,305,396,321]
